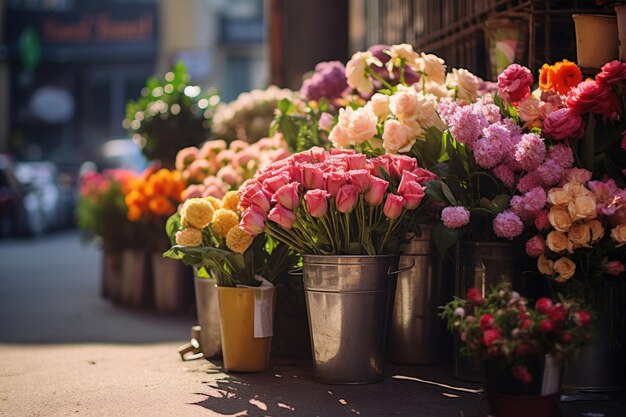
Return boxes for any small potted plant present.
[440,284,592,417]
[164,196,296,372]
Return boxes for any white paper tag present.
[540,354,560,396]
[237,276,274,338]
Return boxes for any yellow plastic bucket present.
[217,286,274,372]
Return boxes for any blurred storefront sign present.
[219,15,264,44]
[5,2,158,62]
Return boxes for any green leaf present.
[165,212,182,246]
[440,181,458,205]
[432,222,464,258]
[492,194,511,212]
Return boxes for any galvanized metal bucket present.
[194,274,222,359]
[302,254,410,385]
[152,254,193,313]
[388,229,453,365]
[454,241,515,382]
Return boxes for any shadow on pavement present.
[0,230,194,344]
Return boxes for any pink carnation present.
[510,187,547,220]
[606,261,625,276]
[596,60,626,85]
[514,133,546,171]
[517,172,543,193]
[493,210,524,240]
[536,159,566,188]
[441,206,470,229]
[566,80,621,119]
[547,144,575,169]
[447,105,488,147]
[542,108,585,140]
[497,64,534,104]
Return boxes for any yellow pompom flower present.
[221,191,240,211]
[211,208,239,237]
[204,195,222,210]
[226,225,254,254]
[180,198,214,229]
[175,228,203,247]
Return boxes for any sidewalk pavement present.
[0,231,625,416]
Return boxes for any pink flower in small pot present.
[497,64,534,104]
[326,171,348,196]
[267,204,296,229]
[304,189,330,218]
[240,205,266,236]
[301,164,326,190]
[336,184,360,213]
[606,260,625,276]
[348,169,371,193]
[272,182,300,210]
[525,235,545,258]
[364,176,388,206]
[383,194,405,219]
[542,108,585,140]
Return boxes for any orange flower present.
[539,64,556,91]
[149,195,176,216]
[554,60,582,95]
[127,204,142,221]
[125,189,147,210]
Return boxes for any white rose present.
[417,52,446,84]
[390,87,420,120]
[346,51,376,95]
[367,93,391,120]
[386,43,421,72]
[421,80,452,99]
[446,68,480,104]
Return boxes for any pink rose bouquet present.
[441,284,591,395]
[237,147,436,255]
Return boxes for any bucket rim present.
[572,14,617,21]
[302,254,400,263]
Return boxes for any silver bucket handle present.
[288,267,303,276]
[388,259,415,276]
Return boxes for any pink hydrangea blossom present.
[542,108,585,140]
[447,105,488,146]
[493,164,516,188]
[514,133,547,171]
[547,144,575,169]
[441,206,470,228]
[536,159,566,188]
[493,210,524,240]
[497,64,534,104]
[517,172,543,193]
[510,187,547,220]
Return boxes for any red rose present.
[575,311,591,327]
[535,298,553,315]
[560,332,573,344]
[538,319,555,333]
[512,364,533,385]
[479,314,494,330]
[515,343,532,356]
[466,288,484,305]
[521,319,534,330]
[483,329,502,347]
[548,305,567,325]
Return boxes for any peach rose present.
[368,93,391,120]
[390,87,420,121]
[554,257,576,282]
[537,254,555,275]
[517,98,543,129]
[588,219,605,243]
[421,80,451,99]
[329,106,377,148]
[548,206,572,232]
[563,181,594,198]
[382,119,418,153]
[563,168,592,184]
[548,188,571,206]
[611,224,626,247]
[386,43,421,71]
[568,195,597,221]
[417,52,447,84]
[546,230,568,252]
[446,68,479,103]
[568,222,591,249]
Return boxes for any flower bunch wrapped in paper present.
[163,193,295,287]
[237,147,436,255]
